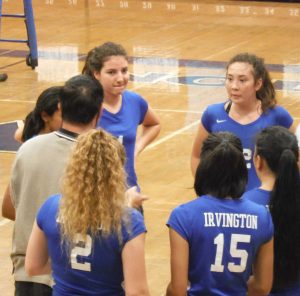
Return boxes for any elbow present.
[153,123,161,138]
[157,122,161,133]
[259,282,272,296]
[125,287,149,296]
[25,259,50,277]
[166,282,187,296]
[248,283,272,296]
[25,263,49,277]
[126,290,149,296]
[252,287,271,296]
[25,264,39,277]
[1,208,15,221]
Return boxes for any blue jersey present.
[243,188,271,207]
[167,195,273,296]
[97,90,148,187]
[201,102,293,191]
[37,194,146,296]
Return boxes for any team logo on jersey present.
[216,119,227,123]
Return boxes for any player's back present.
[168,194,273,296]
[37,194,146,296]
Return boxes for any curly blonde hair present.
[58,129,127,244]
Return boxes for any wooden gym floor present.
[1,1,300,295]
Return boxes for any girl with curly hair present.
[25,129,149,296]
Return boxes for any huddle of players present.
[2,43,300,296]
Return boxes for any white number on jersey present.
[118,135,123,144]
[243,148,252,169]
[210,233,251,273]
[71,234,92,271]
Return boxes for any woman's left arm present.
[135,107,160,156]
[289,121,297,134]
[166,228,189,296]
[25,220,51,276]
[2,184,15,220]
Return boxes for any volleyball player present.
[82,41,161,209]
[191,53,296,191]
[244,126,300,295]
[167,132,274,295]
[26,129,149,296]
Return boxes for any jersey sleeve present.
[167,205,190,241]
[36,195,60,231]
[260,207,274,243]
[201,105,214,133]
[274,106,293,128]
[122,208,147,244]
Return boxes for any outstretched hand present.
[126,186,149,209]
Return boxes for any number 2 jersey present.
[36,194,146,296]
[201,102,293,191]
[167,195,273,296]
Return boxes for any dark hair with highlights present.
[226,53,276,112]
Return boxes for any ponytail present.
[270,149,300,290]
[21,86,61,141]
[256,126,300,291]
[21,111,44,142]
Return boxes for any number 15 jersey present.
[167,195,273,296]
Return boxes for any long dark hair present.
[226,53,276,112]
[256,126,300,290]
[194,132,248,199]
[22,86,61,142]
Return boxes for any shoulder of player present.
[123,90,146,103]
[41,194,61,211]
[264,104,289,116]
[172,197,205,216]
[204,102,227,118]
[241,197,271,216]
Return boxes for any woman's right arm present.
[2,183,15,220]
[14,120,24,143]
[247,238,274,296]
[25,220,51,276]
[122,233,149,296]
[190,123,209,177]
